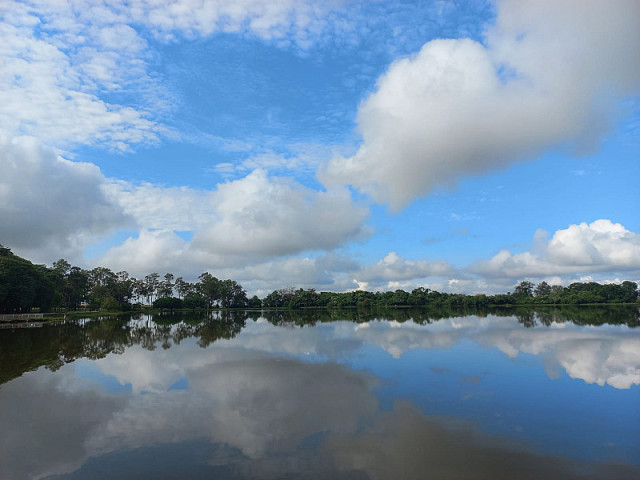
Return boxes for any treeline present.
[260,280,638,309]
[0,245,637,314]
[0,245,251,313]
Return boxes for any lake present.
[1,307,639,479]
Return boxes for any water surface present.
[1,307,638,479]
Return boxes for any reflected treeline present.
[261,305,640,328]
[0,310,252,386]
[512,305,640,328]
[260,305,485,325]
[1,306,637,387]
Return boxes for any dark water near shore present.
[1,307,639,479]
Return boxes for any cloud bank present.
[0,135,130,261]
[472,220,640,279]
[322,0,640,208]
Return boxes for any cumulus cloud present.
[472,220,640,279]
[97,219,640,294]
[0,135,130,262]
[354,252,455,291]
[209,254,359,296]
[95,170,369,277]
[0,136,368,274]
[103,181,211,232]
[190,169,369,257]
[321,0,640,208]
[95,229,190,276]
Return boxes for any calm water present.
[1,307,639,479]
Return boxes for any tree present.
[219,279,248,308]
[144,273,160,305]
[52,259,71,277]
[88,267,117,309]
[111,271,134,307]
[248,295,262,308]
[390,289,409,306]
[174,277,193,299]
[131,278,146,305]
[64,267,90,309]
[197,273,220,308]
[158,273,174,298]
[620,281,638,303]
[534,281,552,297]
[153,297,183,310]
[0,246,55,312]
[408,287,430,305]
[514,281,534,299]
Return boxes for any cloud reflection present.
[332,317,640,389]
[1,344,637,480]
[0,314,638,479]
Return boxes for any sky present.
[1,0,639,296]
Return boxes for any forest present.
[0,244,637,314]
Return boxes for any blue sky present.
[1,0,639,295]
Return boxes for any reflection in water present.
[0,307,638,479]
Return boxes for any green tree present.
[88,267,117,309]
[197,272,220,308]
[513,281,534,300]
[390,289,409,306]
[248,295,262,308]
[408,287,430,305]
[620,281,638,303]
[219,279,248,308]
[0,246,55,312]
[144,273,160,305]
[153,297,183,310]
[174,277,193,299]
[534,281,552,297]
[157,273,174,298]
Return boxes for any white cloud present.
[321,0,640,208]
[95,170,369,278]
[472,220,640,280]
[354,252,455,290]
[0,370,127,480]
[104,181,211,232]
[211,253,362,296]
[1,0,346,152]
[0,135,130,262]
[126,0,344,44]
[85,342,378,461]
[95,229,189,276]
[0,2,163,150]
[190,169,369,257]
[547,220,640,268]
[94,219,640,294]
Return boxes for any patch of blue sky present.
[74,362,132,395]
[168,377,189,391]
[157,36,361,144]
[83,230,140,260]
[84,0,496,191]
[358,122,640,268]
[174,230,194,242]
